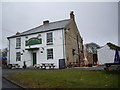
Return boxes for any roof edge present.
[107,42,120,51]
[7,27,64,39]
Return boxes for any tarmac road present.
[2,69,32,89]
[2,77,24,89]
[2,68,43,89]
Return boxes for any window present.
[46,32,53,45]
[16,52,21,61]
[47,49,53,60]
[16,38,21,49]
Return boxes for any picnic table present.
[104,63,120,70]
[34,63,55,69]
[7,64,20,69]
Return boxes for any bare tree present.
[2,48,7,57]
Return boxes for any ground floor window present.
[16,52,21,61]
[47,48,53,60]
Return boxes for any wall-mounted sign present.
[25,37,42,46]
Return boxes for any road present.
[2,69,33,89]
[2,77,24,89]
[2,68,44,89]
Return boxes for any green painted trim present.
[25,37,42,46]
[25,48,39,50]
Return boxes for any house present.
[7,11,83,69]
[83,42,100,66]
[97,42,120,65]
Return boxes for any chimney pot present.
[43,20,49,25]
[70,11,75,20]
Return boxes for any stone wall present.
[65,20,83,66]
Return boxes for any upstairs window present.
[47,49,53,60]
[46,32,53,45]
[16,38,21,49]
[16,52,21,61]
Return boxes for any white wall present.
[97,45,115,65]
[8,29,64,68]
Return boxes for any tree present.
[2,48,8,57]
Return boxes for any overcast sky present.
[1,2,118,49]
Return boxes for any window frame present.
[47,48,53,60]
[46,32,53,45]
[16,52,21,61]
[16,37,21,49]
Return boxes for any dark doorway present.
[59,59,65,69]
[93,54,98,65]
[33,53,37,66]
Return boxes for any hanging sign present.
[25,37,42,46]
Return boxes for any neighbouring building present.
[7,11,83,69]
[84,42,100,66]
[97,42,120,65]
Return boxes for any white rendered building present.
[97,43,120,65]
[7,12,83,69]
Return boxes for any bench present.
[7,64,20,69]
[104,63,120,70]
[34,64,40,69]
[34,63,55,69]
[40,63,55,69]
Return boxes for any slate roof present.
[7,19,71,39]
[107,43,120,51]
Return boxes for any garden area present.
[5,70,119,88]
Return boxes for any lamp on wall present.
[40,47,44,53]
[21,50,25,55]
[37,34,41,37]
[25,36,28,39]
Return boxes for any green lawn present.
[6,70,119,88]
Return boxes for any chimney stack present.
[43,20,49,25]
[70,11,75,20]
[16,32,20,35]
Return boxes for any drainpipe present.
[8,39,10,64]
[62,28,65,59]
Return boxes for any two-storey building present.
[7,12,83,69]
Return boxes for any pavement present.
[68,65,105,70]
[2,66,105,89]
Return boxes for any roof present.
[7,19,71,39]
[107,42,120,51]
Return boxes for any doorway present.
[33,53,37,66]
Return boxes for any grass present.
[6,70,119,88]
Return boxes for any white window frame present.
[16,52,21,61]
[46,32,53,45]
[16,37,21,49]
[47,48,53,60]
